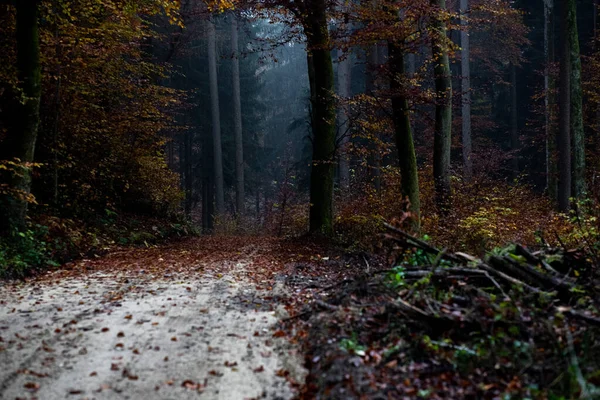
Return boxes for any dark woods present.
[0,0,600,273]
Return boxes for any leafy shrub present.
[0,225,58,279]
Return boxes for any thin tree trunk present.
[305,0,336,235]
[566,0,586,198]
[366,45,382,192]
[431,0,452,213]
[207,19,225,216]
[231,15,245,217]
[0,0,42,233]
[184,131,193,217]
[337,48,352,190]
[544,0,558,199]
[389,42,420,231]
[460,0,472,180]
[510,63,519,179]
[558,0,572,212]
[202,131,214,232]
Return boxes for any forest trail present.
[0,237,314,399]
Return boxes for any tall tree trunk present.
[510,63,519,179]
[207,19,225,216]
[184,131,193,217]
[231,15,245,217]
[337,49,352,190]
[544,0,558,199]
[460,0,472,180]
[366,45,382,192]
[0,0,42,233]
[305,0,336,235]
[389,42,420,231]
[431,0,452,212]
[566,0,586,198]
[558,0,572,212]
[202,131,214,232]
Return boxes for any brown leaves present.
[23,382,40,392]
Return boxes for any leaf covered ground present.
[2,234,600,399]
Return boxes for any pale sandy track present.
[0,261,306,400]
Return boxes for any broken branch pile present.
[297,224,600,399]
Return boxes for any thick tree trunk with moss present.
[305,0,336,235]
[0,1,41,233]
[558,0,572,212]
[207,19,225,217]
[231,15,245,217]
[388,42,420,231]
[566,0,586,199]
[431,0,452,213]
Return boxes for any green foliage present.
[339,333,366,356]
[0,225,58,279]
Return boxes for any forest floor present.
[0,236,370,400]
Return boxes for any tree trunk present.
[305,0,336,235]
[544,0,558,200]
[337,48,352,190]
[388,42,420,231]
[366,45,382,192]
[510,63,519,179]
[558,0,572,212]
[566,0,586,199]
[207,19,225,217]
[431,0,452,213]
[202,131,214,233]
[184,131,193,217]
[231,15,245,217]
[460,0,472,180]
[0,0,42,233]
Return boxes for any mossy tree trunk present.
[305,0,336,235]
[566,0,586,199]
[388,42,420,231]
[0,0,41,233]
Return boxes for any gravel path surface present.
[0,257,305,399]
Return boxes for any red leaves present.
[272,330,285,338]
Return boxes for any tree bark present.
[566,0,586,199]
[460,0,472,180]
[337,48,352,190]
[0,0,41,233]
[231,15,245,217]
[389,42,420,231]
[558,0,572,212]
[431,0,452,213]
[544,0,558,200]
[305,0,336,235]
[510,62,519,179]
[207,19,225,216]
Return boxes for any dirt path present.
[0,237,310,399]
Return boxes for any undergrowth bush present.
[334,167,576,253]
[0,212,197,279]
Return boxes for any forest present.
[1,0,600,399]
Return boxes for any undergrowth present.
[0,211,198,279]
